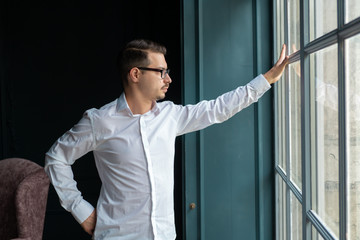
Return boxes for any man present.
[45,39,289,239]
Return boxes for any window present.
[274,0,360,239]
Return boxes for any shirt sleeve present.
[176,74,271,136]
[45,109,97,224]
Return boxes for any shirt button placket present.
[139,116,157,238]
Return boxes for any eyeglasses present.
[137,67,170,79]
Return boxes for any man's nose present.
[164,74,172,83]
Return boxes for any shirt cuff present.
[71,199,95,224]
[248,74,271,92]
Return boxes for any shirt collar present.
[116,92,160,116]
[116,93,129,113]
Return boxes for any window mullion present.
[338,37,347,240]
[337,1,347,239]
[274,1,281,239]
[307,210,338,239]
[337,0,347,239]
[283,0,292,240]
[300,0,312,239]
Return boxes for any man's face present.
[138,51,172,101]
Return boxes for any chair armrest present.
[15,169,50,240]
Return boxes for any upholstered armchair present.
[0,158,50,240]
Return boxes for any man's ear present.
[129,67,141,83]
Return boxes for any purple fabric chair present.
[0,158,50,240]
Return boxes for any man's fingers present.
[84,225,95,236]
[263,43,290,84]
[276,44,287,66]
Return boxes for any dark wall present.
[0,1,182,239]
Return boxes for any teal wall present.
[181,0,274,239]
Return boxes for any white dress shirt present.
[45,74,270,240]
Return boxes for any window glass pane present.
[288,0,300,54]
[346,0,360,23]
[289,62,302,190]
[345,33,360,240]
[277,175,287,240]
[277,0,285,50]
[309,0,337,41]
[277,74,286,170]
[290,192,302,240]
[310,44,339,238]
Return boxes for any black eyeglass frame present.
[137,67,170,79]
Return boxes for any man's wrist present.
[71,199,95,224]
[263,72,273,84]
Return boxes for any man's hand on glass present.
[263,44,289,84]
